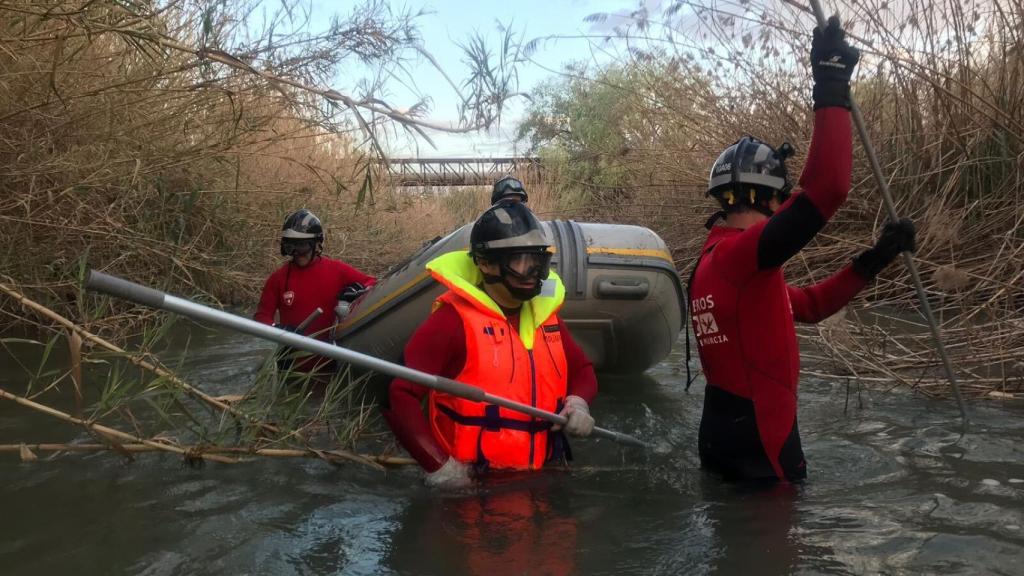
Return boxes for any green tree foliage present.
[517,60,712,212]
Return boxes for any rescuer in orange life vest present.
[383,201,598,488]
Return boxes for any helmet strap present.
[704,211,726,229]
[481,270,543,302]
[283,239,317,265]
[505,281,542,301]
[291,255,317,268]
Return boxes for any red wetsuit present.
[255,256,375,368]
[384,302,598,472]
[690,107,869,482]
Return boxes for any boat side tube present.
[334,221,684,374]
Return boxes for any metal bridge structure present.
[381,156,541,186]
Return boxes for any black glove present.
[274,323,298,332]
[338,282,369,303]
[811,16,860,110]
[852,219,916,280]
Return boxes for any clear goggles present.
[281,238,315,256]
[495,177,526,195]
[492,250,552,281]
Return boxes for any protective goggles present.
[495,177,526,196]
[492,250,552,282]
[281,238,315,257]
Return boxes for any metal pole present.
[294,307,322,335]
[805,0,968,427]
[86,270,648,448]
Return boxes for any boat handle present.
[596,278,649,299]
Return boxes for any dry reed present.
[0,0,522,466]
[519,0,1024,398]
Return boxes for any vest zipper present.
[544,327,563,378]
[507,321,515,383]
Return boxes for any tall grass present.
[0,0,523,466]
[0,0,523,328]
[520,0,1024,396]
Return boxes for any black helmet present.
[471,202,549,256]
[280,209,324,257]
[471,203,552,300]
[707,136,794,209]
[490,176,529,205]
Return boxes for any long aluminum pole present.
[294,307,322,335]
[805,0,968,428]
[86,270,648,448]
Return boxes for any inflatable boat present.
[334,220,684,374]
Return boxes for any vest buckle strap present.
[438,404,553,433]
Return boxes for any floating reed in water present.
[0,443,415,467]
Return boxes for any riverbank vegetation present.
[2,0,1022,468]
[0,0,519,465]
[518,0,1024,398]
[0,0,520,324]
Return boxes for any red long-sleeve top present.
[254,256,375,340]
[385,302,597,472]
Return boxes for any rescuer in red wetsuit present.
[383,202,598,488]
[690,17,916,482]
[254,209,375,372]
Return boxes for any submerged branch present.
[0,281,387,471]
[0,442,416,467]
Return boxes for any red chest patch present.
[282,290,295,307]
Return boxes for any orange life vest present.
[425,251,568,470]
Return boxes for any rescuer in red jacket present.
[690,17,916,482]
[254,209,376,372]
[384,202,598,488]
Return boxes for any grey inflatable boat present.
[334,220,684,374]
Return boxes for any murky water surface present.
[2,328,1023,575]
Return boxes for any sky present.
[310,0,653,157]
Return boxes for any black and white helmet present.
[490,176,529,205]
[470,202,553,300]
[470,201,549,256]
[707,136,794,207]
[280,209,324,256]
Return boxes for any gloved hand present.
[273,323,298,333]
[553,395,595,438]
[810,15,860,109]
[338,282,369,303]
[852,218,917,280]
[424,457,473,489]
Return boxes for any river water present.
[2,327,1023,575]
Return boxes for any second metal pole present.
[805,0,968,427]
